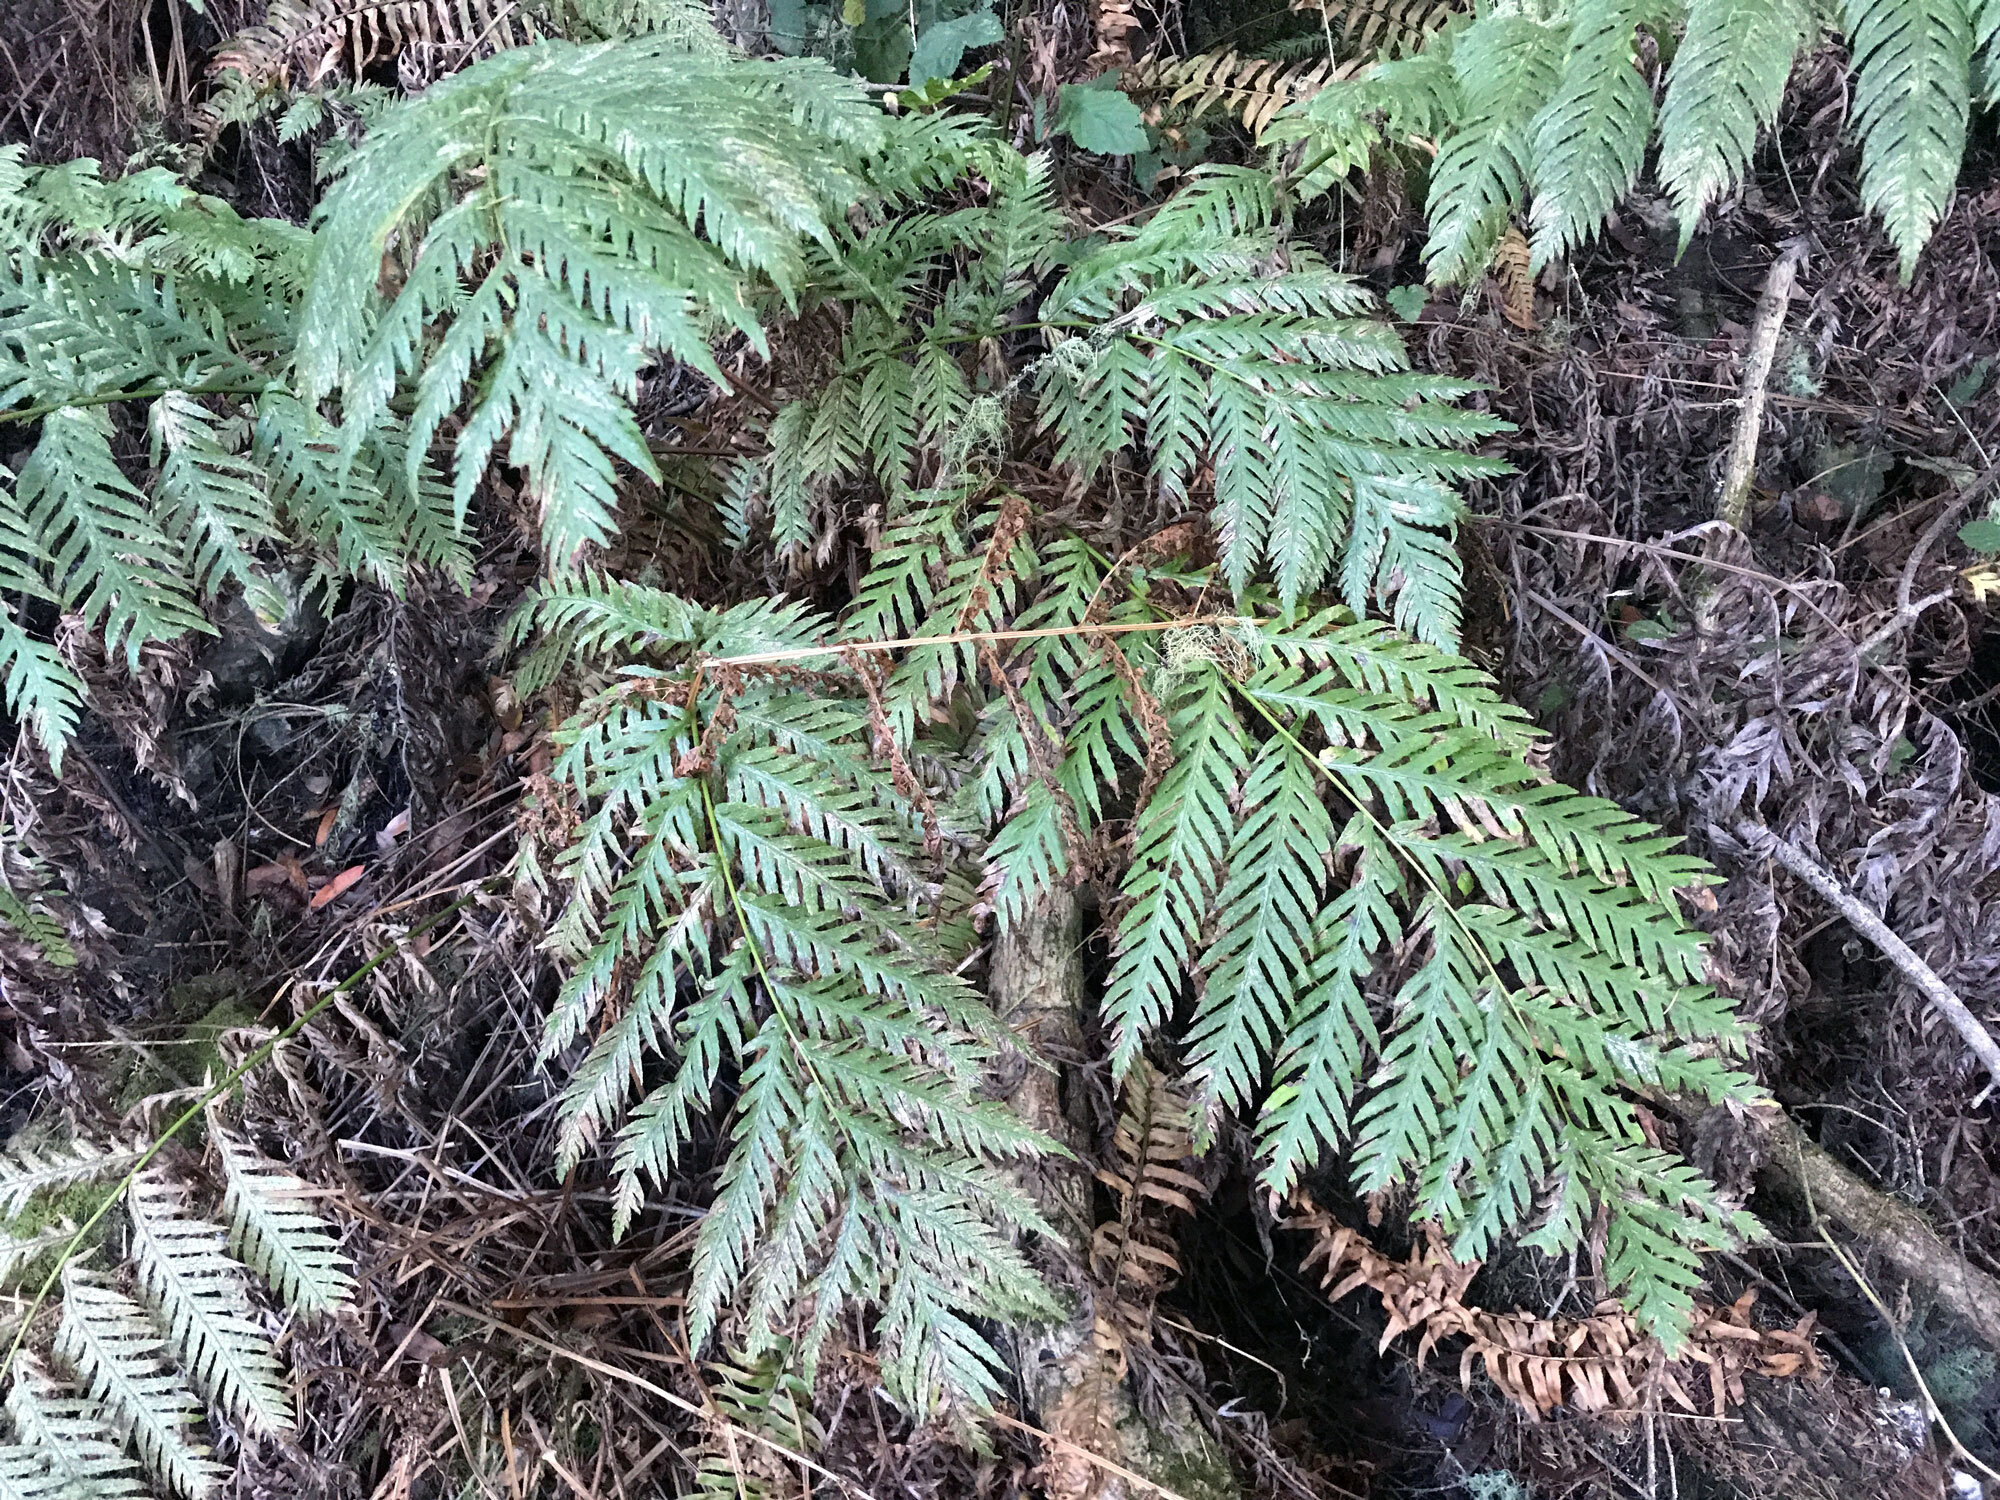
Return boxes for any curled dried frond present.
[1291,1201,1821,1419]
[1089,1062,1204,1371]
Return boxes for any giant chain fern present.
[742,154,1507,643]
[1272,0,1995,281]
[519,495,1755,1413]
[0,1124,353,1500]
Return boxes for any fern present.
[54,1267,224,1500]
[1272,0,1977,279]
[213,1127,356,1319]
[1527,0,1658,269]
[1422,13,1565,284]
[0,1132,354,1500]
[1657,0,1814,240]
[0,1139,142,1220]
[298,34,890,566]
[1844,0,1974,278]
[4,1356,149,1500]
[126,1175,292,1440]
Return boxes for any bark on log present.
[1757,1110,2000,1353]
[989,889,1239,1500]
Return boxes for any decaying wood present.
[989,890,1237,1500]
[1736,820,2000,1086]
[1757,1110,2000,1353]
[1716,239,1807,533]
[1291,1203,1820,1420]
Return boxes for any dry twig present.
[1735,820,2000,1085]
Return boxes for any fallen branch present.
[1735,819,2000,1085]
[1757,1110,2000,1355]
[1716,240,1807,533]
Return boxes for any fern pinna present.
[0,1127,354,1500]
[1270,0,1994,281]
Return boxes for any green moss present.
[1119,1411,1240,1500]
[113,976,261,1136]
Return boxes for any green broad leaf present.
[1948,357,1992,406]
[1386,284,1430,321]
[910,6,1003,86]
[854,15,913,83]
[1056,78,1149,156]
[1958,518,2000,552]
[898,61,993,110]
[770,0,828,53]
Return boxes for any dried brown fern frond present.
[1088,1061,1204,1372]
[206,0,539,97]
[1491,224,1537,331]
[1291,1202,1821,1420]
[1090,0,1143,72]
[1125,49,1360,141]
[1287,0,1465,59]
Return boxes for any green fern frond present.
[1657,0,1814,239]
[0,605,82,773]
[1102,669,1248,1074]
[1843,0,1974,279]
[15,409,211,668]
[212,1127,356,1320]
[148,393,285,622]
[299,36,889,565]
[1185,749,1334,1138]
[126,1174,293,1440]
[54,1266,225,1500]
[5,1355,149,1500]
[0,1137,142,1220]
[1422,13,1564,285]
[0,1220,77,1288]
[1527,0,1658,270]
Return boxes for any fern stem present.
[0,889,483,1385]
[0,381,278,428]
[704,612,1251,669]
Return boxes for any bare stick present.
[1736,820,2000,1083]
[1717,240,1807,532]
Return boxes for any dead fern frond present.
[1125,50,1360,140]
[1291,1201,1821,1420]
[1090,0,1143,72]
[206,0,540,97]
[1491,224,1537,331]
[1287,0,1466,59]
[1089,1062,1204,1371]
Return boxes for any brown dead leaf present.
[309,864,367,910]
[314,806,338,848]
[1493,226,1537,331]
